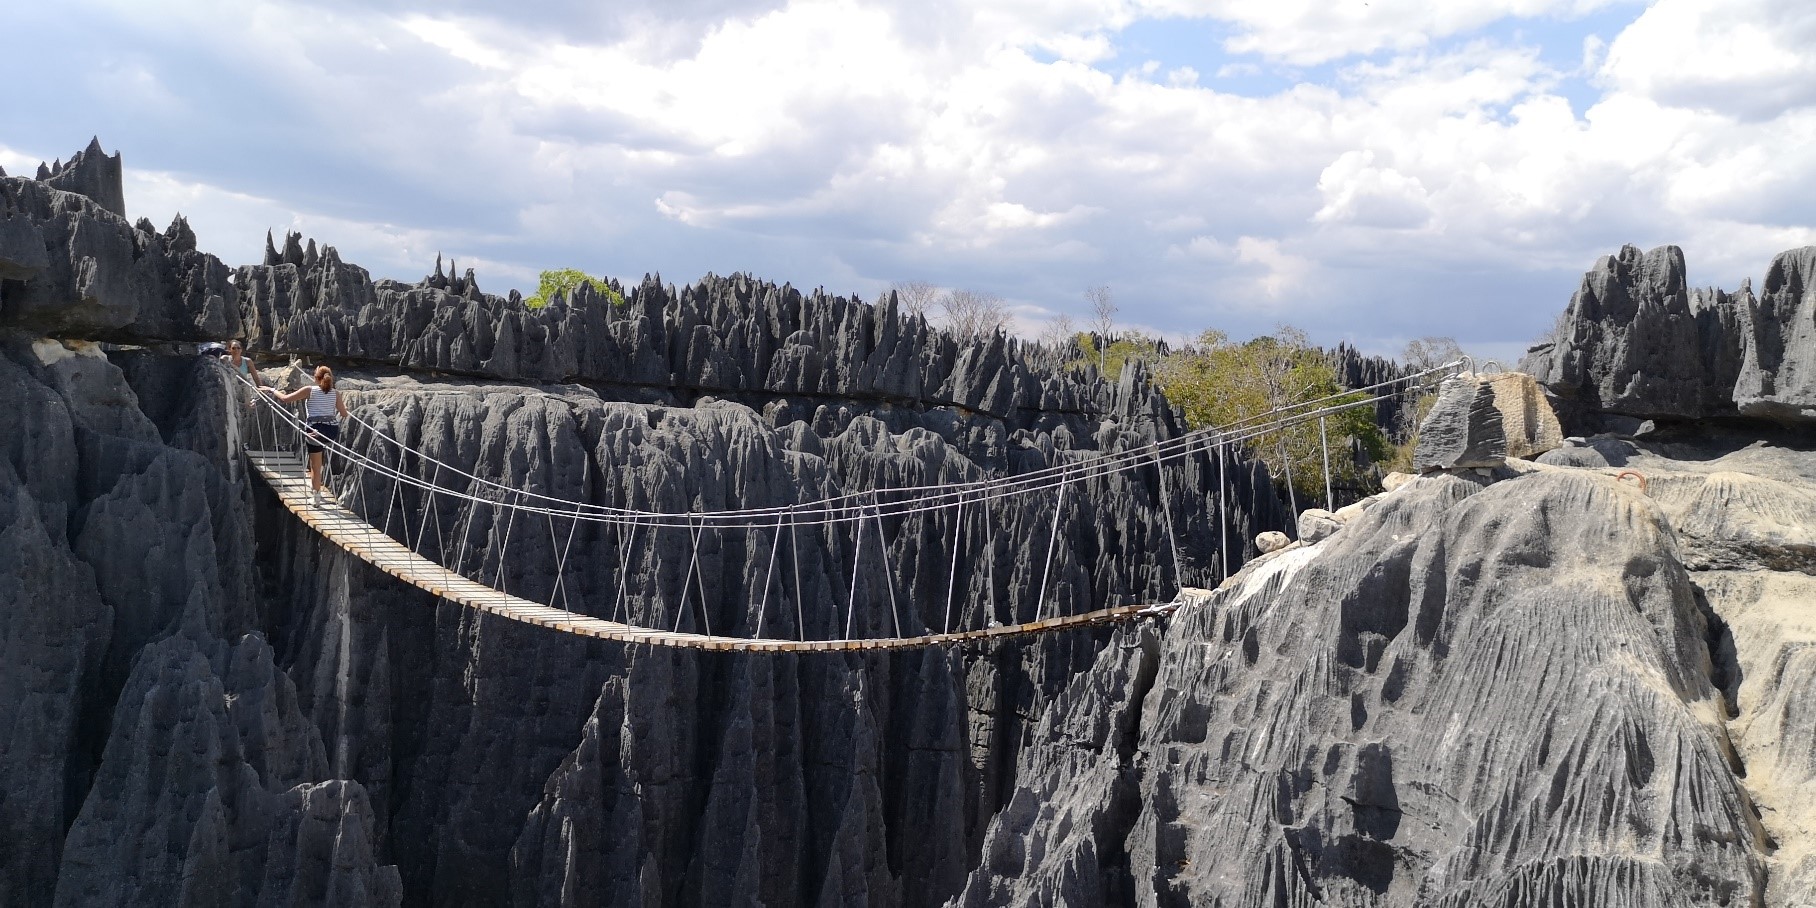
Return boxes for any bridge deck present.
[248,450,1179,652]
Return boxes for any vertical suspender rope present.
[611,520,637,625]
[1152,443,1183,592]
[676,517,701,633]
[872,498,902,638]
[431,473,453,597]
[694,524,715,637]
[1318,415,1334,513]
[755,517,784,639]
[414,462,441,573]
[845,506,866,640]
[378,440,404,539]
[549,504,584,613]
[1038,472,1060,621]
[492,490,520,596]
[789,506,806,641]
[450,480,484,582]
[944,496,964,636]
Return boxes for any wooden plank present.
[253,456,1177,652]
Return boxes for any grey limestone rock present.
[0,210,49,279]
[1412,376,1506,470]
[1479,371,1562,459]
[1522,244,1746,423]
[0,162,239,342]
[53,626,394,907]
[0,459,110,905]
[1525,242,1816,427]
[38,137,127,218]
[951,626,1159,908]
[1735,246,1816,422]
[231,234,1149,434]
[963,468,1771,905]
[1297,506,1342,542]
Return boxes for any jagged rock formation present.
[37,138,126,219]
[0,157,236,342]
[1412,376,1506,470]
[12,140,1815,908]
[0,142,1293,906]
[1522,242,1816,426]
[959,459,1800,904]
[236,232,1104,430]
[955,239,1816,904]
[0,331,400,906]
[1736,248,1816,422]
[1331,341,1414,435]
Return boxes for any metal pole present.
[1319,415,1334,512]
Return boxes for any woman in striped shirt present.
[265,365,349,506]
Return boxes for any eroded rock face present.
[37,137,126,219]
[233,232,1117,428]
[1522,242,1816,427]
[1412,376,1506,470]
[260,369,1281,906]
[1735,247,1816,423]
[0,163,238,342]
[0,334,401,905]
[961,467,1776,905]
[1536,433,1816,905]
[1522,244,1745,423]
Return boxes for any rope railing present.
[328,360,1463,528]
[237,364,1455,531]
[230,356,1460,645]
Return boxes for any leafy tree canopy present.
[1157,327,1388,503]
[525,268,622,309]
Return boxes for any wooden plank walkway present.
[248,450,1182,652]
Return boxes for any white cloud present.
[10,0,1816,361]
[0,144,36,176]
[1313,150,1432,229]
[398,15,513,69]
[1135,0,1633,66]
[1232,235,1312,300]
[1602,0,1816,120]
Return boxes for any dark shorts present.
[304,421,339,454]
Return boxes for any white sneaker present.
[312,489,324,507]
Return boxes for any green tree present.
[525,268,622,308]
[1074,331,1163,383]
[1158,327,1388,504]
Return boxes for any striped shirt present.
[304,386,340,423]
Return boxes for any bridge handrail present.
[240,360,1461,529]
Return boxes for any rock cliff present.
[0,143,1287,906]
[8,141,1816,907]
[1522,242,1816,426]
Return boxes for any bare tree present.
[891,280,941,320]
[1039,313,1078,350]
[1401,335,1466,372]
[941,289,1009,340]
[1085,285,1116,368]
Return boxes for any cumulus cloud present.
[1138,0,1633,65]
[1602,0,1816,121]
[4,0,1815,361]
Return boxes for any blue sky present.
[5,0,1815,365]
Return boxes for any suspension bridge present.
[230,362,1459,652]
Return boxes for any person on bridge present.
[264,365,348,506]
[221,340,260,407]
